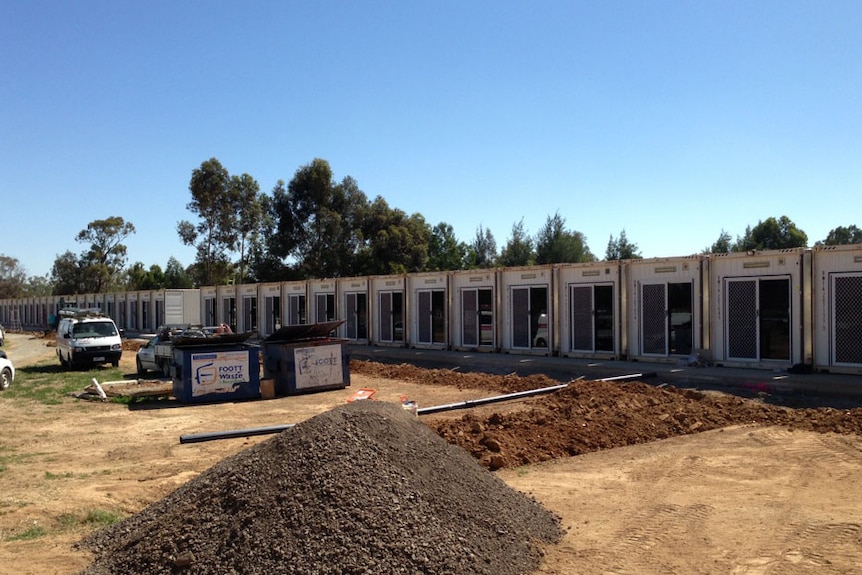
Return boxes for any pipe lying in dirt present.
[179,375,655,444]
[415,383,570,415]
[598,372,657,382]
[179,383,570,444]
[180,424,295,444]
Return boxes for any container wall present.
[450,269,498,352]
[709,249,805,368]
[812,245,862,374]
[626,256,705,362]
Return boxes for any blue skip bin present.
[172,344,260,404]
[261,321,351,396]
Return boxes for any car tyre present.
[0,367,11,390]
[136,357,146,375]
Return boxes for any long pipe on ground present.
[598,372,657,382]
[178,382,570,444]
[180,424,295,444]
[178,372,656,444]
[415,382,569,415]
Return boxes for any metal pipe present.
[178,382,571,444]
[415,382,570,415]
[179,424,295,444]
[598,372,657,382]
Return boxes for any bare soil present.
[2,333,862,574]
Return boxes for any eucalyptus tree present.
[177,158,236,286]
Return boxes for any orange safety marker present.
[346,388,376,402]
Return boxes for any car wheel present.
[161,360,171,377]
[534,338,547,348]
[136,357,146,375]
[59,350,68,368]
[111,359,119,368]
[0,367,10,390]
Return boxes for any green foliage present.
[818,225,862,246]
[427,223,468,271]
[732,215,807,251]
[705,230,733,254]
[605,229,642,260]
[464,225,497,269]
[0,254,28,298]
[50,217,136,294]
[177,158,236,286]
[535,212,595,264]
[499,218,535,267]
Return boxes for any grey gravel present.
[77,401,562,575]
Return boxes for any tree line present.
[1,157,860,298]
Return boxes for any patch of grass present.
[44,470,92,480]
[57,508,123,530]
[0,450,40,475]
[3,360,128,405]
[5,524,46,541]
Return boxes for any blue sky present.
[2,1,860,279]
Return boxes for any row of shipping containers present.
[2,245,861,374]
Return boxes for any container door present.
[641,283,667,355]
[512,287,530,348]
[418,291,432,344]
[571,283,615,353]
[726,277,790,361]
[462,289,479,346]
[204,297,216,326]
[378,291,404,342]
[345,293,358,339]
[511,286,549,349]
[344,292,367,340]
[832,273,862,366]
[668,282,693,355]
[758,278,790,361]
[379,292,392,341]
[316,293,335,323]
[155,300,164,327]
[595,284,615,352]
[570,285,594,352]
[287,294,306,325]
[417,289,446,345]
[264,295,280,334]
[243,296,257,332]
[221,297,236,331]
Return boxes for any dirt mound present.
[77,401,562,575]
[351,361,862,470]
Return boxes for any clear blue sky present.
[2,1,860,279]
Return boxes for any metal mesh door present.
[418,291,432,343]
[345,293,357,339]
[512,287,530,348]
[641,284,666,354]
[462,289,478,346]
[834,274,862,365]
[379,292,392,341]
[264,296,279,334]
[570,285,594,351]
[727,280,757,359]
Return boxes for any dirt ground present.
[2,332,862,574]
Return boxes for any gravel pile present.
[77,400,562,575]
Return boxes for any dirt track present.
[1,333,862,574]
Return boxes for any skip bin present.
[172,342,260,404]
[261,321,351,396]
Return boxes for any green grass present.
[58,508,124,529]
[2,359,129,405]
[4,508,123,541]
[5,524,46,541]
